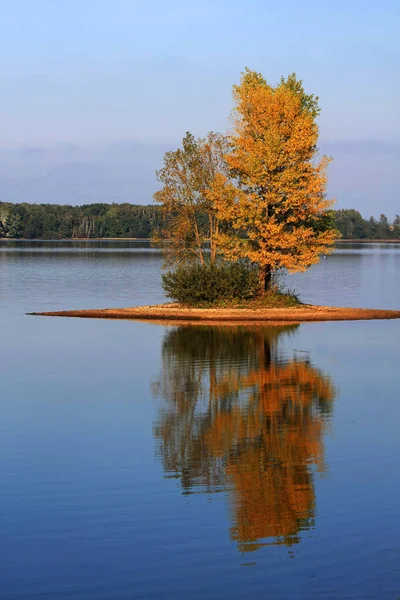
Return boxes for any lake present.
[1,241,400,599]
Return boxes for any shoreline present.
[336,239,400,243]
[0,237,151,242]
[28,303,400,323]
[3,238,400,243]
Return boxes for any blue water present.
[1,241,400,599]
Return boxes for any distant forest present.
[0,201,399,241]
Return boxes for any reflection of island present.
[152,325,336,552]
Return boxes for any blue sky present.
[0,0,399,215]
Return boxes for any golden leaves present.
[154,70,337,287]
[211,70,337,281]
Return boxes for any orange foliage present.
[207,70,338,289]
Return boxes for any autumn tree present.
[153,131,229,265]
[209,69,338,292]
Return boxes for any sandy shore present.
[28,303,400,323]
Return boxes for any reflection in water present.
[152,326,336,552]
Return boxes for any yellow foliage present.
[153,131,229,265]
[207,70,338,289]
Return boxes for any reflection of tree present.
[152,325,336,552]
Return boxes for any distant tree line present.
[334,209,400,240]
[0,201,399,240]
[0,202,162,239]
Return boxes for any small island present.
[29,304,400,324]
[30,70,400,324]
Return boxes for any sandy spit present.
[28,303,400,323]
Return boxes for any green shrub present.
[162,261,259,306]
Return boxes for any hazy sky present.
[0,0,399,215]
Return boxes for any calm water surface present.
[1,241,400,599]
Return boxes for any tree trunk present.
[259,265,272,294]
[209,216,218,264]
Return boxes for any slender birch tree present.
[153,131,229,265]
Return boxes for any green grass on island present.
[177,287,303,309]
